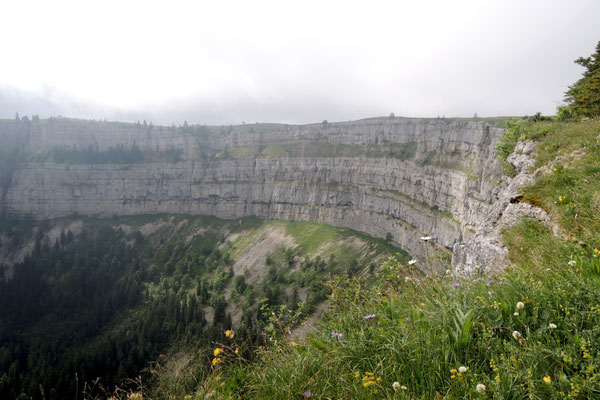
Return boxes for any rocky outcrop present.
[0,117,505,260]
[451,140,556,275]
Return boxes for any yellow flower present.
[543,376,552,384]
[225,329,235,339]
[594,248,599,254]
[212,357,221,365]
[213,348,223,357]
[234,348,239,354]
[355,371,360,378]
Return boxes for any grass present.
[176,120,600,399]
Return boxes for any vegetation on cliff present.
[136,119,600,399]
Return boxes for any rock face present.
[451,140,553,275]
[0,117,505,260]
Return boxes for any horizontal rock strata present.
[0,117,505,260]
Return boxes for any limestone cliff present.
[0,117,505,261]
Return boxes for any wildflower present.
[408,259,417,265]
[392,382,400,391]
[364,314,376,320]
[476,383,486,393]
[543,376,552,384]
[204,393,214,399]
[234,348,239,354]
[549,323,557,329]
[420,236,432,241]
[303,390,312,398]
[475,277,485,283]
[512,330,521,341]
[331,331,343,339]
[211,357,221,365]
[445,269,451,275]
[514,312,519,316]
[355,371,360,378]
[459,366,468,373]
[497,277,507,284]
[568,260,576,266]
[451,282,460,287]
[225,329,235,339]
[516,302,525,310]
[401,385,407,390]
[594,248,599,254]
[213,348,222,357]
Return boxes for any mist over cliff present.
[0,116,505,260]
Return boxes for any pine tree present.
[564,40,600,118]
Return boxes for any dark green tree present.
[564,40,600,118]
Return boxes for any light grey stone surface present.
[0,117,505,261]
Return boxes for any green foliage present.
[496,119,525,162]
[48,145,183,164]
[564,40,600,118]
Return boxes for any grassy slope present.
[190,120,600,399]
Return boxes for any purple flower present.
[475,277,485,283]
[204,393,214,399]
[497,277,507,284]
[486,280,494,287]
[331,331,343,339]
[364,314,376,320]
[451,282,460,287]
[303,390,312,398]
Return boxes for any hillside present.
[148,119,600,399]
[0,215,403,400]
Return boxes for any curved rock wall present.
[0,117,504,258]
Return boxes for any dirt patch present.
[230,224,296,282]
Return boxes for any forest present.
[0,215,392,400]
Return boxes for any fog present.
[1,0,599,125]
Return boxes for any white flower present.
[392,382,400,392]
[512,330,521,340]
[549,323,557,329]
[568,260,576,266]
[420,236,432,241]
[408,259,417,265]
[476,383,486,393]
[514,312,519,316]
[516,301,525,310]
[401,385,407,391]
[458,366,468,373]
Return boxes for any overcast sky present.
[1,0,599,125]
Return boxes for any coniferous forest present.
[0,215,396,399]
